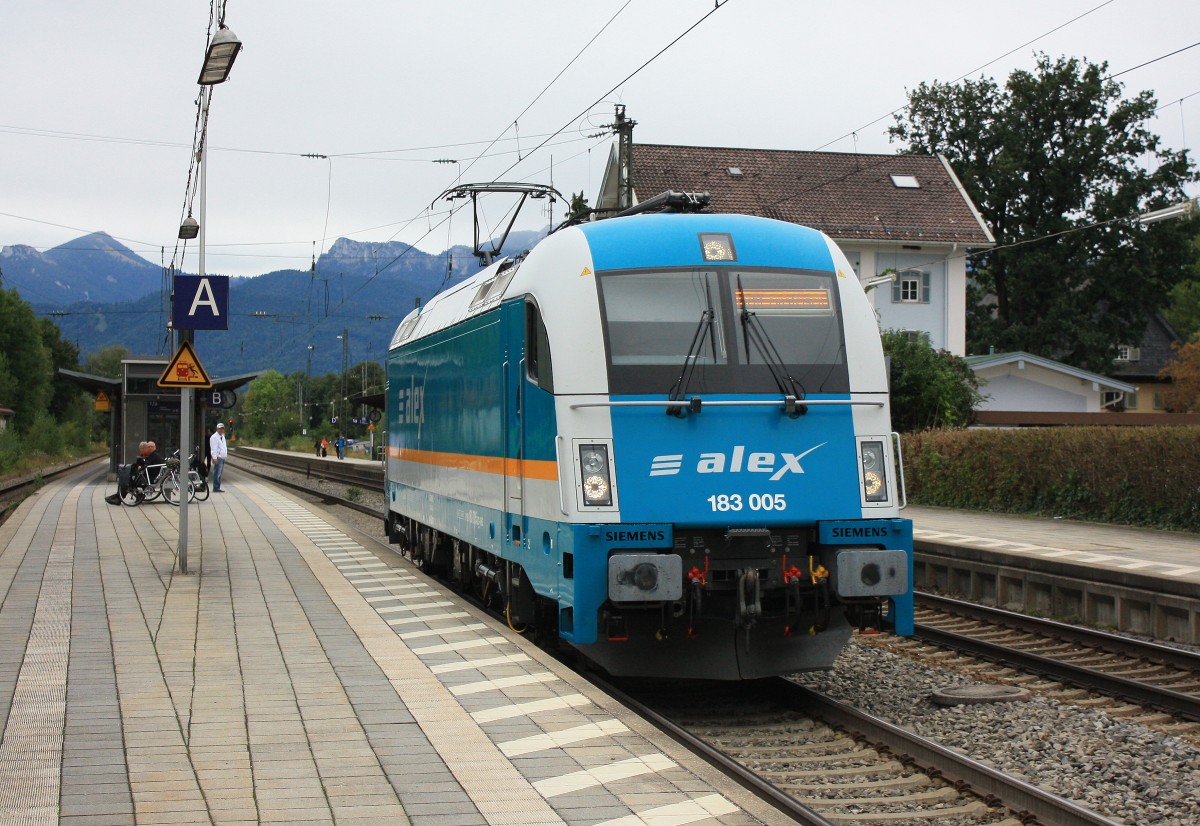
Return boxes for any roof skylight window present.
[890,175,920,188]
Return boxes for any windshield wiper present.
[737,275,807,416]
[668,283,717,416]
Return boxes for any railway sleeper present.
[780,774,931,791]
[798,786,962,806]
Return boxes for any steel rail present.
[917,592,1200,671]
[913,595,1200,721]
[231,446,383,489]
[226,451,382,519]
[765,679,1121,826]
[583,674,836,826]
[1,454,108,523]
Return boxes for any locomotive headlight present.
[860,440,890,503]
[579,444,613,506]
[581,448,607,475]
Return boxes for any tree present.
[1158,337,1200,412]
[890,54,1198,373]
[38,317,85,421]
[1161,233,1200,341]
[882,331,983,431]
[242,370,301,445]
[81,344,130,379]
[0,288,53,430]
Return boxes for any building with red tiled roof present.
[595,143,994,356]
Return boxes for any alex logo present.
[650,443,826,482]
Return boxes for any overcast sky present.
[2,0,1198,278]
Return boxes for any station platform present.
[908,504,1200,643]
[0,462,779,825]
[908,504,1200,587]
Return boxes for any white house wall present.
[976,367,1097,413]
[841,244,966,357]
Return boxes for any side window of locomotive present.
[596,271,726,366]
[525,301,555,393]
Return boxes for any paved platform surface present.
[907,504,1200,588]
[0,463,780,826]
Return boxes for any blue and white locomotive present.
[384,202,913,679]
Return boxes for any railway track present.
[0,453,107,526]
[903,593,1200,738]
[610,675,1116,825]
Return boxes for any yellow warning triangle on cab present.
[158,340,213,388]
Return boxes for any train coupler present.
[736,567,762,628]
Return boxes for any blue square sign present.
[173,275,230,331]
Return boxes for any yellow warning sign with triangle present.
[157,340,213,388]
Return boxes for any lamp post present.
[304,344,314,435]
[336,331,349,428]
[177,25,241,575]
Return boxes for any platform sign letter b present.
[173,275,230,331]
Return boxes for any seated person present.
[134,441,166,484]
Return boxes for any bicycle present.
[119,454,191,506]
[188,450,210,502]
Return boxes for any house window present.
[1101,391,1124,410]
[1114,345,1140,362]
[1152,392,1165,410]
[892,271,931,304]
[1125,390,1139,410]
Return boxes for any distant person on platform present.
[209,422,228,492]
[336,432,345,460]
[314,438,322,457]
[320,436,328,457]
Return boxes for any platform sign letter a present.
[173,275,230,331]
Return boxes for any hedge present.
[901,426,1200,532]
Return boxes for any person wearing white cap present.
[209,421,229,492]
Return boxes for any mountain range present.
[2,230,546,376]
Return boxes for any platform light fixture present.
[178,214,199,240]
[198,26,242,85]
[1138,198,1196,226]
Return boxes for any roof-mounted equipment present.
[615,190,711,218]
[435,182,563,266]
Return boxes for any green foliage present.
[81,344,130,379]
[902,426,1200,531]
[1161,233,1200,342]
[241,369,302,446]
[25,413,65,458]
[346,487,363,503]
[0,288,53,430]
[0,428,20,475]
[567,191,592,223]
[890,54,1199,373]
[882,331,983,432]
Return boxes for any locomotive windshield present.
[596,268,849,395]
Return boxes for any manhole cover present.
[930,685,1031,705]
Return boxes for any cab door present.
[501,300,526,548]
